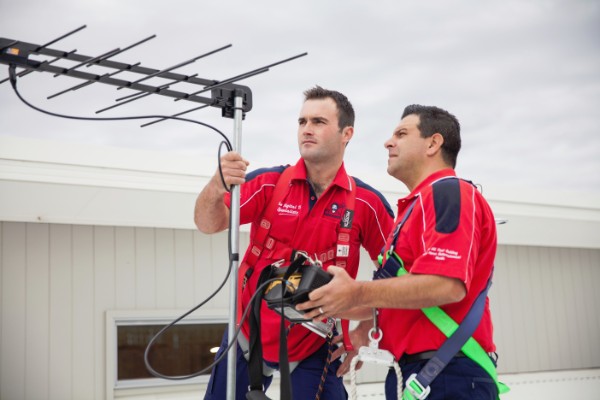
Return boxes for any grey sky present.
[1,0,599,200]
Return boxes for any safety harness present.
[242,164,357,399]
[238,166,355,332]
[374,185,509,399]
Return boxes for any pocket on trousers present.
[470,376,497,400]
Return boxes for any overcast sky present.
[1,0,599,201]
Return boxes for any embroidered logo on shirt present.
[277,202,300,216]
[324,202,344,219]
[427,247,461,261]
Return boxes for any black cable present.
[6,63,243,379]
[218,140,233,192]
[9,64,233,194]
[144,177,236,380]
[144,276,291,379]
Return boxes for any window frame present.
[106,309,228,399]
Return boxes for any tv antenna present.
[0,24,307,400]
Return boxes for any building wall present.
[1,221,600,399]
[492,245,600,372]
[0,222,247,400]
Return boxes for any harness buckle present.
[293,250,309,261]
[405,373,431,399]
[299,317,334,339]
[387,245,395,257]
[368,327,383,349]
[265,237,275,250]
[251,245,262,257]
[356,346,395,367]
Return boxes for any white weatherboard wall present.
[2,222,599,399]
[1,135,600,399]
[0,222,245,400]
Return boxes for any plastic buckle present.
[294,250,308,260]
[405,373,431,400]
[356,346,395,367]
[368,327,383,348]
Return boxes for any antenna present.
[0,26,307,400]
[0,26,306,119]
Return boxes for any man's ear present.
[342,126,354,146]
[426,132,444,155]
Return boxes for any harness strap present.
[338,179,356,351]
[237,334,276,377]
[247,266,277,394]
[247,256,307,399]
[392,257,509,399]
[411,273,492,390]
[237,167,297,325]
[378,198,418,268]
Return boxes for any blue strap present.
[413,276,492,388]
[374,198,417,280]
[389,199,417,254]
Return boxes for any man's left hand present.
[296,266,361,320]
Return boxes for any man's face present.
[384,114,429,182]
[297,98,350,164]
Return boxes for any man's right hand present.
[335,321,372,376]
[218,151,250,189]
[194,151,250,233]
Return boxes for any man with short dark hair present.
[195,86,394,399]
[299,105,502,399]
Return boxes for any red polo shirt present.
[225,158,394,362]
[378,169,497,359]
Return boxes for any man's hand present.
[295,266,361,319]
[331,334,361,377]
[219,151,250,188]
[194,151,249,233]
[333,322,372,376]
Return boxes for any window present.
[118,322,226,380]
[107,310,227,392]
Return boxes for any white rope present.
[348,347,403,400]
[393,361,403,399]
[349,353,360,400]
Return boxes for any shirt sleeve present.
[224,170,279,225]
[358,191,395,261]
[410,180,481,289]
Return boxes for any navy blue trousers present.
[385,357,498,400]
[204,330,347,400]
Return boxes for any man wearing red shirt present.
[299,105,500,399]
[194,86,394,399]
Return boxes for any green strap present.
[394,256,509,397]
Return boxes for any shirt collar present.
[292,158,352,191]
[398,168,457,203]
